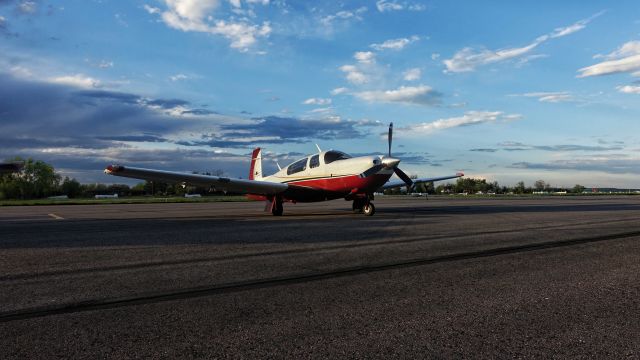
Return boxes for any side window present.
[309,154,320,169]
[287,158,308,175]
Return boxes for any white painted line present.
[48,213,64,220]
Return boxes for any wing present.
[105,164,290,195]
[380,172,464,190]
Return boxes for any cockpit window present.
[323,150,352,164]
[309,154,320,168]
[287,157,308,175]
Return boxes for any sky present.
[1,0,640,188]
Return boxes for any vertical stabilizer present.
[249,147,263,180]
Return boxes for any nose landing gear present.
[362,202,375,216]
[352,195,375,216]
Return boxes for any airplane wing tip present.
[104,164,124,174]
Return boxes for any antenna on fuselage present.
[315,144,322,153]
[276,161,282,170]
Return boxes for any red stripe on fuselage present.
[289,173,391,196]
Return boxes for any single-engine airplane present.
[105,123,463,216]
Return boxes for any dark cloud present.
[237,116,365,140]
[146,98,190,109]
[76,89,141,104]
[498,141,624,152]
[0,73,215,181]
[181,109,219,115]
[596,138,625,146]
[533,144,623,151]
[510,159,640,174]
[0,136,120,149]
[469,148,498,152]
[0,74,200,151]
[181,116,369,148]
[95,135,169,143]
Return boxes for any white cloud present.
[403,68,421,81]
[302,98,332,105]
[400,111,521,134]
[578,41,640,78]
[320,7,367,26]
[370,36,419,51]
[48,74,102,89]
[444,13,601,73]
[376,1,425,12]
[169,73,189,81]
[18,1,37,14]
[164,0,220,21]
[431,53,440,60]
[143,4,161,14]
[616,85,640,94]
[444,41,541,73]
[519,91,574,103]
[354,51,375,64]
[515,54,549,67]
[157,0,271,51]
[353,85,440,106]
[331,87,348,95]
[98,60,114,69]
[309,107,333,113]
[339,65,369,84]
[9,65,33,78]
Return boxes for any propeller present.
[385,122,414,189]
[394,167,413,188]
[388,122,393,157]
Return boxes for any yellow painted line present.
[48,213,64,220]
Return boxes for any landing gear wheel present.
[362,202,375,216]
[272,199,283,216]
[352,199,364,213]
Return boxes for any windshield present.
[324,151,352,164]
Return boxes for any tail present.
[249,147,263,180]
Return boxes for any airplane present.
[104,123,463,216]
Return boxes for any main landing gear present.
[271,197,283,216]
[352,196,375,216]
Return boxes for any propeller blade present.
[394,167,414,188]
[388,122,393,157]
[359,164,384,178]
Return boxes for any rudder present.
[249,147,263,180]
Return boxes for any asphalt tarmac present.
[1,196,639,358]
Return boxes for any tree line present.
[384,178,587,195]
[0,158,216,200]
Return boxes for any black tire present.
[272,201,283,216]
[363,202,375,216]
[352,199,364,213]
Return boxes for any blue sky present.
[1,0,640,187]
